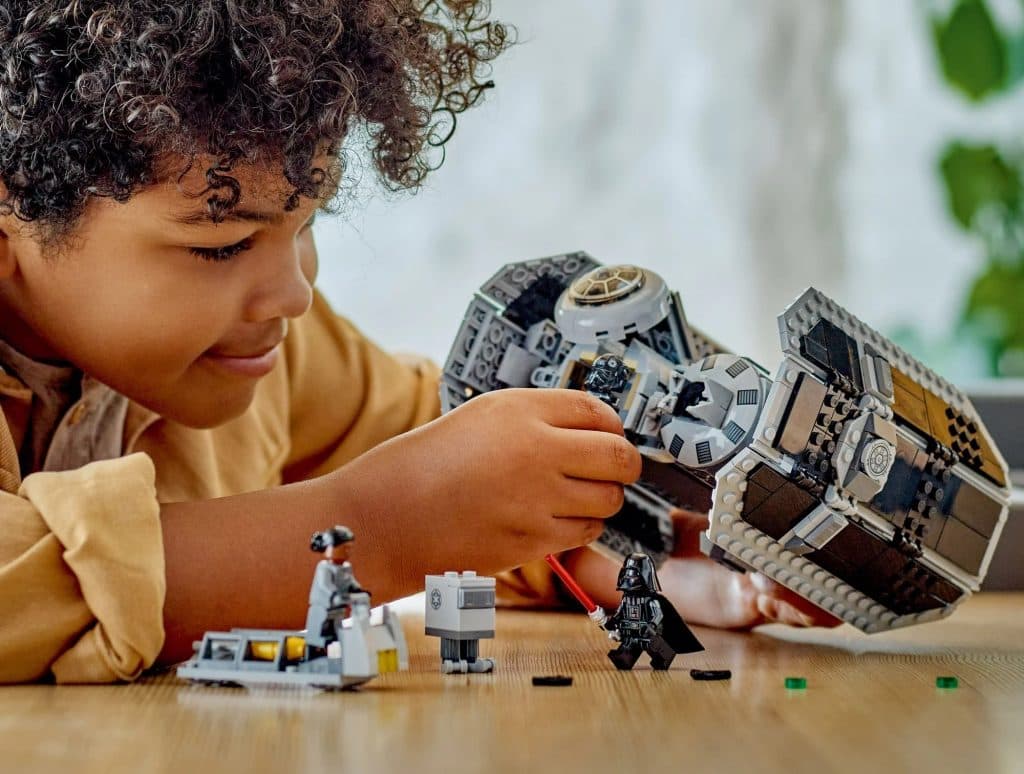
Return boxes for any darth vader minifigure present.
[605,553,704,670]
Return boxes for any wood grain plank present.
[1,593,1022,774]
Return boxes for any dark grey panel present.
[935,517,989,576]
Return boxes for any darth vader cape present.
[655,593,705,654]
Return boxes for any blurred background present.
[312,1,1023,580]
[314,0,1024,380]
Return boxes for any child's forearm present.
[159,389,644,664]
[158,471,416,664]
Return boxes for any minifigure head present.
[0,2,507,430]
[311,525,355,564]
[616,552,661,593]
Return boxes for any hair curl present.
[0,0,510,236]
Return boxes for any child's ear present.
[0,218,16,281]
[0,184,19,280]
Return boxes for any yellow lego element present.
[890,367,1006,487]
[249,637,306,662]
[891,368,931,435]
[924,389,956,449]
[377,649,399,673]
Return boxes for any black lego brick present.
[604,499,675,557]
[741,480,773,514]
[826,319,863,389]
[810,523,965,616]
[748,464,788,494]
[864,545,909,585]
[806,318,829,349]
[503,275,568,330]
[823,320,853,381]
[802,319,864,390]
[871,435,926,519]
[776,373,828,456]
[801,337,830,373]
[921,512,949,550]
[928,574,965,605]
[818,522,887,570]
[946,476,1003,538]
[639,458,714,513]
[741,481,819,540]
[807,523,889,593]
[934,517,989,576]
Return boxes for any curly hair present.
[0,1,510,235]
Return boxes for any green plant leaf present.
[931,0,1008,101]
[1007,31,1024,87]
[962,257,1024,374]
[939,142,1021,229]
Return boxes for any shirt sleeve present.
[281,291,442,482]
[494,559,576,609]
[0,453,165,684]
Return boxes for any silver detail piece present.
[555,264,672,344]
[568,264,646,304]
[862,439,895,481]
[780,504,849,555]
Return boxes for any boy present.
[0,1,831,684]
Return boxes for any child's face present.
[0,158,322,427]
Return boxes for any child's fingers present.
[532,389,625,435]
[546,515,606,548]
[553,478,625,519]
[750,572,844,628]
[555,430,642,484]
[670,507,710,531]
[670,507,710,558]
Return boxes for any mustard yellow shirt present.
[0,291,557,684]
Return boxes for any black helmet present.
[615,552,660,593]
[310,525,355,553]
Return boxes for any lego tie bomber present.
[440,253,1012,634]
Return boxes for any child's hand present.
[560,508,843,630]
[665,508,843,628]
[334,389,642,589]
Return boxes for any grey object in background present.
[969,384,1024,590]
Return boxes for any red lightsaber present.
[545,553,608,627]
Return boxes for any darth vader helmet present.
[615,552,661,593]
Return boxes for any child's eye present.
[189,237,254,262]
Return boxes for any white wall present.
[313,0,1024,378]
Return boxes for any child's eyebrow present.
[169,208,284,227]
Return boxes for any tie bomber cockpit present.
[440,253,1012,634]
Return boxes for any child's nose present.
[244,248,314,322]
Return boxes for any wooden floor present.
[2,593,1023,774]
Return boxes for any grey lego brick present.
[478,252,599,309]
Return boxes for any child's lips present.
[202,344,281,378]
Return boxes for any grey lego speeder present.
[440,253,1012,633]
